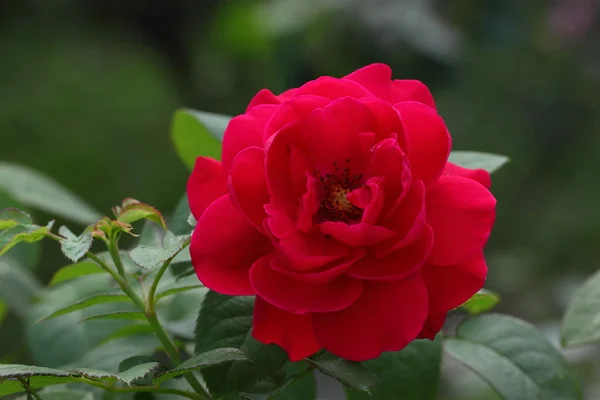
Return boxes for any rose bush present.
[187,63,496,361]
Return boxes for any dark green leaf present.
[154,348,248,384]
[58,226,93,263]
[0,222,52,256]
[169,194,193,236]
[81,311,146,322]
[117,200,167,230]
[156,276,205,302]
[49,262,105,286]
[561,269,600,347]
[15,389,95,400]
[38,293,131,322]
[0,208,32,229]
[195,292,289,397]
[460,288,500,316]
[170,108,231,169]
[448,151,509,173]
[445,313,581,400]
[75,362,162,386]
[0,162,101,224]
[0,364,76,396]
[99,324,155,345]
[241,362,316,400]
[129,232,188,271]
[308,353,378,393]
[347,338,442,400]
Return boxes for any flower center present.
[316,160,363,223]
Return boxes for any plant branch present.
[108,236,126,277]
[17,377,42,400]
[82,379,203,399]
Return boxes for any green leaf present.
[241,361,316,400]
[49,261,105,286]
[0,162,101,225]
[0,299,7,326]
[195,292,289,397]
[0,364,76,396]
[448,151,510,173]
[117,200,167,230]
[99,323,155,345]
[0,208,32,229]
[308,353,379,393]
[38,293,131,322]
[0,222,52,257]
[171,108,231,169]
[444,313,581,400]
[81,311,147,322]
[155,276,205,302]
[460,288,501,316]
[347,338,441,400]
[561,269,600,347]
[75,362,162,386]
[169,194,193,236]
[15,389,95,400]
[154,348,248,385]
[58,226,93,263]
[129,232,188,271]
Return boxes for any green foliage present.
[459,288,501,316]
[561,269,600,347]
[448,151,510,173]
[81,311,147,322]
[347,338,442,400]
[0,208,33,229]
[49,261,105,286]
[38,293,131,322]
[0,258,41,316]
[0,162,101,224]
[0,221,53,257]
[444,314,581,400]
[154,348,248,384]
[58,225,93,263]
[171,108,231,169]
[308,353,379,394]
[155,276,205,302]
[129,232,188,272]
[195,291,289,397]
[116,199,168,230]
[15,389,95,400]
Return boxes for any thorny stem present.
[45,231,210,399]
[108,236,126,277]
[17,377,42,400]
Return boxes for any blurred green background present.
[1,0,599,398]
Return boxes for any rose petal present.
[417,312,446,340]
[347,177,384,224]
[187,157,227,220]
[391,80,436,110]
[443,162,491,189]
[374,181,426,257]
[273,247,365,284]
[422,251,487,313]
[276,230,349,271]
[394,101,451,185]
[228,147,269,232]
[426,176,496,266]
[359,98,407,149]
[191,195,272,295]
[320,221,395,247]
[292,76,372,100]
[252,296,321,362]
[247,89,282,111]
[249,255,363,314]
[347,225,432,281]
[263,95,331,142]
[343,63,392,100]
[296,174,319,232]
[366,138,411,217]
[313,276,428,361]
[222,104,277,172]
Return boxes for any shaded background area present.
[1,0,599,398]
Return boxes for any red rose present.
[187,64,496,361]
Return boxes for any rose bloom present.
[187,64,496,361]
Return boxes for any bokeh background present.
[1,0,599,398]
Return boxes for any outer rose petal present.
[249,255,364,313]
[263,95,331,142]
[291,76,372,100]
[246,89,282,111]
[395,101,451,185]
[417,312,446,340]
[187,157,227,220]
[222,104,277,172]
[426,176,496,266]
[443,162,491,189]
[343,63,392,100]
[313,276,428,361]
[422,251,487,313]
[275,230,348,271]
[391,80,436,110]
[191,195,272,295]
[320,221,395,247]
[253,296,320,361]
[228,146,269,231]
